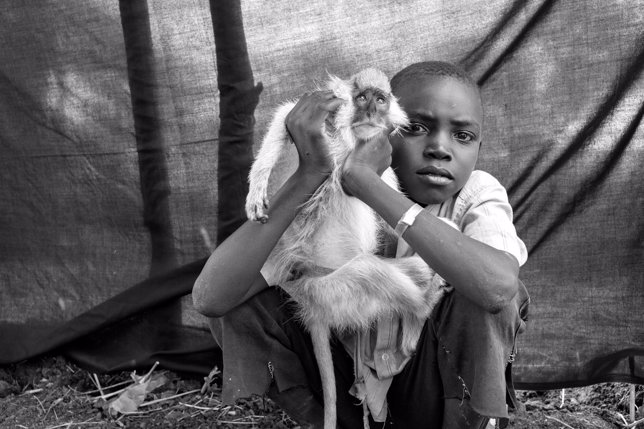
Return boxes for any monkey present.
[245,68,453,429]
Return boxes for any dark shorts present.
[208,281,529,428]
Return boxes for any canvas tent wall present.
[0,0,642,389]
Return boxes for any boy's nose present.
[423,133,451,159]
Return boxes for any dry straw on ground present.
[0,356,641,428]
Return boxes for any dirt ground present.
[0,356,641,428]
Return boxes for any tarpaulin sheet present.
[0,0,642,389]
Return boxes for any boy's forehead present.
[396,74,478,96]
[394,75,483,118]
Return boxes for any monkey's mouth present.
[352,123,387,140]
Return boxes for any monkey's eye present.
[376,96,386,104]
[355,94,367,102]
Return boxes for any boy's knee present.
[207,287,288,345]
[435,289,528,347]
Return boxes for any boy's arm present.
[342,140,521,314]
[192,92,343,317]
[192,169,328,317]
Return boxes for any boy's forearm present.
[350,172,520,313]
[192,168,328,317]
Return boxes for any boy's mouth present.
[416,166,453,185]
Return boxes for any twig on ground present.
[622,416,644,429]
[44,419,100,429]
[139,388,201,407]
[619,413,630,426]
[201,365,221,394]
[544,415,575,428]
[91,374,105,400]
[631,384,636,423]
[191,397,205,407]
[33,393,46,414]
[217,405,233,420]
[179,401,219,411]
[22,388,44,395]
[140,361,160,383]
[91,385,129,401]
[118,407,164,416]
[178,410,203,422]
[43,396,65,421]
[82,379,131,396]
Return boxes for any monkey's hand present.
[245,184,269,224]
[246,166,271,223]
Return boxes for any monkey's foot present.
[245,190,270,223]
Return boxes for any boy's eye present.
[454,131,475,142]
[402,123,429,135]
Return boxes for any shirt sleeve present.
[456,171,528,266]
[260,259,278,286]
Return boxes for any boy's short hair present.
[390,61,478,93]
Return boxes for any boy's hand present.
[285,91,343,177]
[341,131,393,196]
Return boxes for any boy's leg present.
[208,286,364,428]
[207,287,306,403]
[387,281,529,428]
[386,320,445,428]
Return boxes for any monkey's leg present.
[308,321,337,429]
[383,255,452,353]
[289,254,432,332]
[288,255,449,355]
[246,102,296,222]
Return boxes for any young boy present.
[193,61,529,428]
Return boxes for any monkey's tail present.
[308,322,336,429]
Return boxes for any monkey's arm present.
[342,155,520,315]
[193,92,342,317]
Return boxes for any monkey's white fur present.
[246,68,453,429]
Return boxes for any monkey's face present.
[351,88,392,141]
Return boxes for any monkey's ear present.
[326,73,351,101]
[325,73,341,91]
[388,96,409,128]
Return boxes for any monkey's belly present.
[307,201,380,270]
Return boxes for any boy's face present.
[390,76,483,206]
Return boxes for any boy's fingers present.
[323,96,344,112]
[301,90,343,112]
[285,90,344,142]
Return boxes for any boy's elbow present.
[192,278,226,318]
[485,275,520,314]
